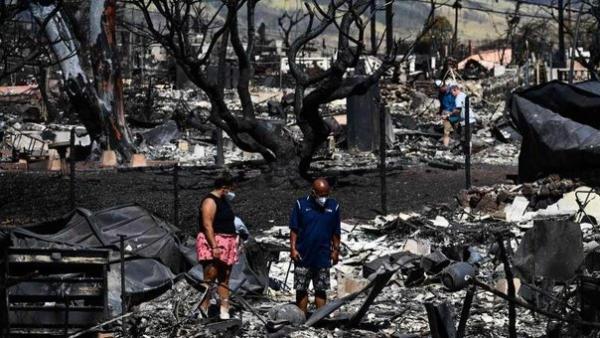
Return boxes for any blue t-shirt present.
[441,91,455,112]
[289,196,341,269]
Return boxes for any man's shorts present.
[294,266,330,292]
[443,119,455,136]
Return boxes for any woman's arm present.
[201,198,219,256]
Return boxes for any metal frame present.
[3,247,110,337]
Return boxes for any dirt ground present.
[1,164,516,233]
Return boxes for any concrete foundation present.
[101,150,117,167]
[130,154,147,168]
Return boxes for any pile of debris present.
[122,193,598,337]
[379,76,521,168]
[4,173,600,337]
[456,174,599,227]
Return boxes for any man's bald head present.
[312,178,331,197]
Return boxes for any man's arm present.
[452,93,465,117]
[289,201,301,262]
[331,204,341,265]
[331,234,340,265]
[290,230,300,262]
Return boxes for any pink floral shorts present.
[196,233,239,266]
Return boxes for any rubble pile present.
[458,175,583,223]
[118,179,600,337]
[379,76,520,168]
[1,77,522,172]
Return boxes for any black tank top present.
[200,194,236,234]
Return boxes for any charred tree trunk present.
[29,1,135,160]
[89,0,135,159]
[29,2,103,142]
[130,0,434,181]
[36,65,57,121]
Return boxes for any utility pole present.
[558,0,566,69]
[385,0,394,55]
[569,3,585,84]
[371,0,377,54]
[452,1,462,56]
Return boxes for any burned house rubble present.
[4,176,600,337]
[4,55,600,338]
[6,0,600,337]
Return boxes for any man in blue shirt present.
[435,81,457,147]
[289,178,341,314]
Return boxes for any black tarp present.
[7,204,185,315]
[10,204,183,272]
[5,204,284,315]
[510,80,600,181]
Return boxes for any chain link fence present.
[0,165,230,235]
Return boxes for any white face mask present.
[225,191,236,201]
[316,196,327,206]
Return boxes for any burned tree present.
[278,11,308,50]
[128,0,436,179]
[548,1,600,80]
[0,2,44,82]
[27,0,135,159]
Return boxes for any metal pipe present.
[464,95,471,189]
[497,236,517,338]
[457,283,476,337]
[216,129,224,166]
[173,163,180,227]
[70,127,76,209]
[119,234,127,335]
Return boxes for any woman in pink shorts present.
[196,174,239,319]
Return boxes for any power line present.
[502,0,586,14]
[405,0,581,20]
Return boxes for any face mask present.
[316,196,327,206]
[225,191,236,201]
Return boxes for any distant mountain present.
[250,0,559,43]
[127,0,565,44]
